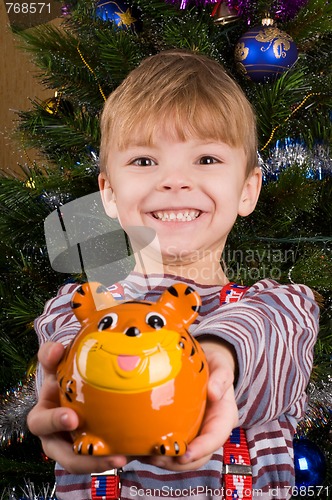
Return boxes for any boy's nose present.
[161,182,191,191]
[158,171,193,191]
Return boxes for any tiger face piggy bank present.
[57,282,208,456]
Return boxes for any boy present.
[28,50,319,500]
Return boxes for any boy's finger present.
[38,342,65,374]
[181,424,232,464]
[148,453,212,471]
[41,436,128,474]
[150,401,236,470]
[207,364,234,401]
[27,405,79,436]
[178,389,238,464]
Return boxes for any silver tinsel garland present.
[0,378,37,447]
[260,140,332,182]
[1,480,56,500]
[296,377,332,438]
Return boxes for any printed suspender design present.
[91,470,121,499]
[223,427,252,499]
[220,284,252,500]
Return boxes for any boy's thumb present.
[207,379,223,401]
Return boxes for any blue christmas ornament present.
[235,19,298,82]
[293,438,327,488]
[95,0,137,29]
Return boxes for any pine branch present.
[14,24,109,109]
[13,23,81,82]
[0,181,49,251]
[95,30,145,85]
[135,0,181,21]
[285,0,332,48]
[303,33,332,77]
[161,8,218,56]
[249,69,311,146]
[0,334,35,385]
[17,102,101,163]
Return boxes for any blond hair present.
[100,50,258,174]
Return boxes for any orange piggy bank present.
[57,281,208,456]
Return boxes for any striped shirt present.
[34,275,319,500]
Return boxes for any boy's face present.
[99,132,261,267]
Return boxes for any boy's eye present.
[131,157,156,167]
[198,156,219,165]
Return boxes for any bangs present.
[117,102,243,150]
[113,95,245,150]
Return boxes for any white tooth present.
[155,210,200,222]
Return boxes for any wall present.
[0,1,61,176]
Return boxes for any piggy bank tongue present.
[117,355,140,371]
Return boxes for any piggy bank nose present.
[125,326,141,337]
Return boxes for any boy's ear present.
[98,172,118,219]
[238,167,262,217]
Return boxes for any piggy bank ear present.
[71,282,118,323]
[157,283,201,328]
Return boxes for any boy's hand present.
[27,342,128,474]
[148,339,239,471]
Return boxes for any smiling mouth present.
[151,209,201,222]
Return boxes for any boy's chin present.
[161,245,199,265]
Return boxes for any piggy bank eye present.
[146,312,166,330]
[98,313,118,331]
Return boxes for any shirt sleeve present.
[34,283,81,392]
[193,279,319,428]
[34,282,81,347]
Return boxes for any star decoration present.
[116,8,136,26]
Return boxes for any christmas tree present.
[0,0,331,497]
